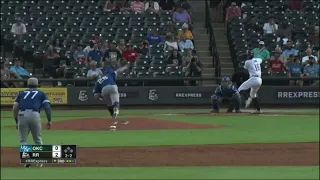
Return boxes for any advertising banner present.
[0,88,68,105]
[67,86,319,106]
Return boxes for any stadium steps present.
[212,23,234,77]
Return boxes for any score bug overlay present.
[20,145,77,164]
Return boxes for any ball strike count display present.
[20,145,77,164]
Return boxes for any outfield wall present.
[1,86,319,107]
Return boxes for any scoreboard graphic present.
[20,145,77,164]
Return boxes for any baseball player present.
[12,77,52,168]
[211,77,242,113]
[93,64,129,130]
[237,54,262,114]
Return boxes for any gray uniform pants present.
[18,110,43,145]
[101,85,120,106]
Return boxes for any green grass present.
[1,167,319,179]
[1,109,319,179]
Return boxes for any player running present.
[12,77,52,168]
[237,54,263,114]
[211,77,242,113]
[93,64,129,130]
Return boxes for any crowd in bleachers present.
[1,0,202,88]
[225,0,319,86]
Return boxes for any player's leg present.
[210,95,220,113]
[29,112,43,145]
[104,94,114,117]
[231,94,242,113]
[18,112,31,167]
[108,85,120,118]
[249,78,262,113]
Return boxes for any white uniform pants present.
[238,77,262,98]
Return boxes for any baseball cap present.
[259,41,265,45]
[27,77,39,86]
[111,40,117,44]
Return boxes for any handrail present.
[205,0,221,83]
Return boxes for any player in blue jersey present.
[93,64,129,130]
[12,77,52,168]
[211,77,242,113]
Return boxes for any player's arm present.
[12,93,22,126]
[243,61,248,69]
[115,64,130,76]
[213,86,222,97]
[41,92,52,126]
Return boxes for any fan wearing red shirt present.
[269,52,286,73]
[122,44,139,63]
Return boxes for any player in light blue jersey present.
[12,77,52,168]
[93,64,129,130]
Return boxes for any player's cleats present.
[211,109,219,113]
[235,110,242,113]
[245,97,252,108]
[112,107,119,119]
[226,108,233,113]
[24,164,31,168]
[251,110,262,114]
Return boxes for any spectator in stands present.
[263,16,278,35]
[87,44,104,66]
[44,45,60,81]
[135,40,149,55]
[182,49,193,66]
[277,22,292,42]
[164,21,177,36]
[166,49,182,69]
[302,57,319,84]
[104,40,122,65]
[87,61,103,80]
[146,29,164,45]
[145,0,160,13]
[211,0,222,22]
[83,41,94,57]
[1,60,15,88]
[308,26,319,46]
[184,56,202,86]
[282,41,298,58]
[122,43,139,63]
[10,17,27,35]
[225,2,241,23]
[175,0,192,14]
[172,6,192,24]
[159,0,175,11]
[177,23,193,40]
[73,44,87,64]
[251,41,270,61]
[269,52,286,73]
[103,0,116,12]
[130,0,145,13]
[288,0,304,11]
[302,48,318,65]
[117,39,127,53]
[274,46,287,63]
[9,59,30,87]
[118,0,131,12]
[288,58,303,86]
[164,33,178,52]
[100,40,110,55]
[245,17,261,33]
[53,38,64,53]
[178,35,194,52]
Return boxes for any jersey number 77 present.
[23,91,38,99]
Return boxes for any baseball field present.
[1,108,319,179]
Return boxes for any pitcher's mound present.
[41,118,226,131]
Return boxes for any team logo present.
[21,152,30,159]
[148,89,158,101]
[78,90,88,101]
[20,145,31,152]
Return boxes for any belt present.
[250,75,260,78]
[19,108,39,112]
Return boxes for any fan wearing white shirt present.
[302,48,318,65]
[87,61,103,80]
[263,17,278,34]
[164,34,178,51]
[237,54,263,114]
[145,0,160,13]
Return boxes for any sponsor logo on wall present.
[148,89,158,101]
[175,93,203,98]
[78,90,88,101]
[277,91,319,99]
